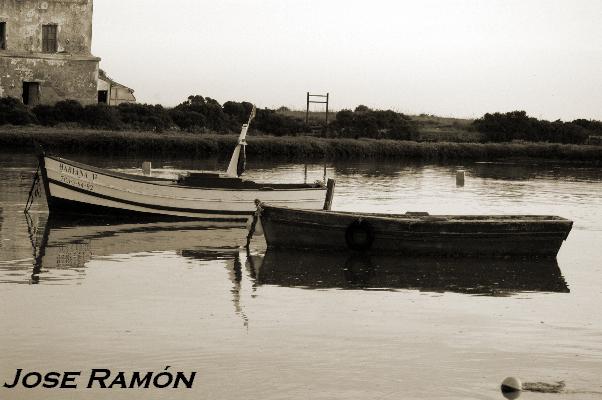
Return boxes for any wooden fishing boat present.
[255,204,573,257]
[32,107,333,221]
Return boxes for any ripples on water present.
[1,152,601,400]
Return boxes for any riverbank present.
[0,126,600,163]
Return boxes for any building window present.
[42,24,57,53]
[0,22,6,50]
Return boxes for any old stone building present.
[0,0,100,106]
[98,69,135,106]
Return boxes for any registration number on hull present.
[58,163,98,192]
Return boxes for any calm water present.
[1,152,601,400]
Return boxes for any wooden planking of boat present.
[255,203,573,257]
[32,106,334,221]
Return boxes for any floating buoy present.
[501,377,522,399]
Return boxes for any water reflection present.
[471,162,602,182]
[7,215,569,297]
[182,249,252,327]
[6,214,245,285]
[255,250,569,296]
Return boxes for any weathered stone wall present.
[0,0,100,105]
[0,0,93,54]
[0,56,98,104]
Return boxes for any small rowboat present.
[32,107,334,221]
[255,204,573,257]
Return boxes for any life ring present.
[345,219,375,251]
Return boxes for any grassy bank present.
[0,126,600,163]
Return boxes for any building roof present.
[98,69,134,93]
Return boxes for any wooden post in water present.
[142,161,152,176]
[456,169,465,187]
[323,179,336,210]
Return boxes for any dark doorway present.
[22,82,40,106]
[0,22,6,50]
[98,90,108,104]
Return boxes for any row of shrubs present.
[1,96,600,145]
[0,95,313,135]
[472,110,602,144]
[0,96,419,140]
[0,96,249,132]
[330,105,418,140]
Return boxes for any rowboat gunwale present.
[260,204,573,224]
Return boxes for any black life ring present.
[345,219,375,251]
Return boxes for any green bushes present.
[31,104,57,125]
[329,106,418,140]
[168,110,206,132]
[32,101,123,129]
[2,95,256,133]
[33,100,83,126]
[0,97,37,125]
[117,103,172,132]
[0,96,422,141]
[172,95,228,132]
[81,104,123,129]
[223,100,254,124]
[54,100,84,123]
[472,111,592,144]
[254,109,305,136]
[2,95,600,147]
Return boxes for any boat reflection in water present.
[24,214,246,285]
[24,215,569,297]
[253,250,569,296]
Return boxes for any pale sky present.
[92,0,602,121]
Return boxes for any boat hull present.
[259,205,573,257]
[40,155,328,221]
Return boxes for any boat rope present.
[24,211,39,260]
[245,199,263,249]
[24,163,41,213]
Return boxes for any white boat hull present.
[40,155,328,221]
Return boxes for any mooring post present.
[323,178,336,210]
[142,161,152,176]
[456,169,465,187]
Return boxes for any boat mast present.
[225,105,256,178]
